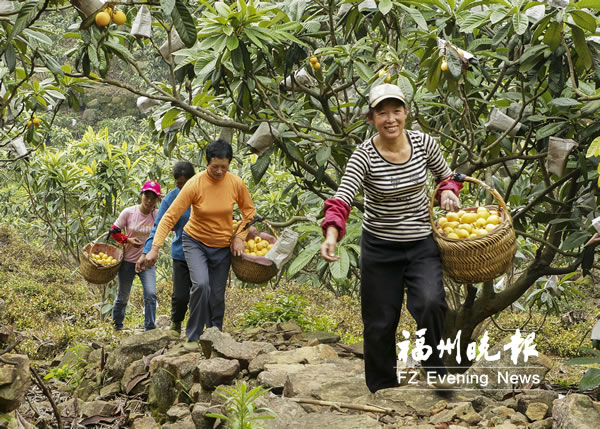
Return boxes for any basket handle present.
[428,176,513,229]
[233,216,280,241]
[88,231,123,263]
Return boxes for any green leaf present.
[41,54,64,76]
[163,132,177,157]
[250,152,271,183]
[575,0,600,7]
[586,136,600,158]
[536,122,566,140]
[354,61,372,82]
[396,74,414,105]
[549,97,581,107]
[285,141,304,162]
[4,43,16,72]
[459,12,490,33]
[22,28,53,45]
[426,56,443,93]
[512,12,529,36]
[103,40,135,62]
[397,4,428,31]
[161,108,180,130]
[172,0,198,48]
[226,35,239,51]
[315,145,331,167]
[562,231,589,250]
[447,49,462,79]
[214,1,232,17]
[287,240,321,277]
[88,44,99,69]
[543,21,562,50]
[566,356,600,366]
[569,10,597,33]
[490,7,509,25]
[8,0,45,41]
[161,0,176,15]
[330,246,350,280]
[379,0,393,15]
[580,368,600,392]
[571,25,593,70]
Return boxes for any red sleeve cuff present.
[435,176,463,203]
[110,225,129,244]
[321,198,351,241]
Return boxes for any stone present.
[531,417,553,429]
[493,423,518,429]
[257,363,306,394]
[162,415,195,429]
[74,378,100,401]
[57,398,85,417]
[58,345,92,369]
[516,389,557,417]
[290,331,340,345]
[81,109,96,123]
[288,413,380,428]
[148,353,203,413]
[0,368,15,386]
[254,396,307,429]
[0,355,30,413]
[196,357,240,390]
[98,381,121,398]
[462,334,553,400]
[191,402,216,429]
[80,400,116,417]
[131,416,158,429]
[189,383,211,403]
[526,402,549,421]
[509,411,528,425]
[248,344,339,375]
[552,393,600,429]
[485,405,515,420]
[282,360,370,402]
[199,328,276,369]
[166,403,190,422]
[120,359,147,395]
[277,320,302,336]
[104,329,180,380]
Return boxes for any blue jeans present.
[182,232,231,341]
[112,261,157,331]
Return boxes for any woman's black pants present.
[360,230,448,393]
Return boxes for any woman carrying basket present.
[136,161,196,334]
[144,139,256,351]
[110,180,161,331]
[320,84,463,393]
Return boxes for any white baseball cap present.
[369,84,407,108]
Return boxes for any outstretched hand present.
[320,226,340,262]
[440,190,460,212]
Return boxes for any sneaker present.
[170,321,182,333]
[183,340,201,352]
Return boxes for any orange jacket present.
[152,171,256,249]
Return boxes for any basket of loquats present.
[231,218,278,284]
[79,232,124,284]
[429,176,517,283]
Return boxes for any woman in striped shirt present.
[320,84,462,393]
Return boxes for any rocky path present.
[2,319,600,428]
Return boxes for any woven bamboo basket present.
[80,232,124,284]
[429,176,517,283]
[231,220,278,284]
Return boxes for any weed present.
[206,382,274,429]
